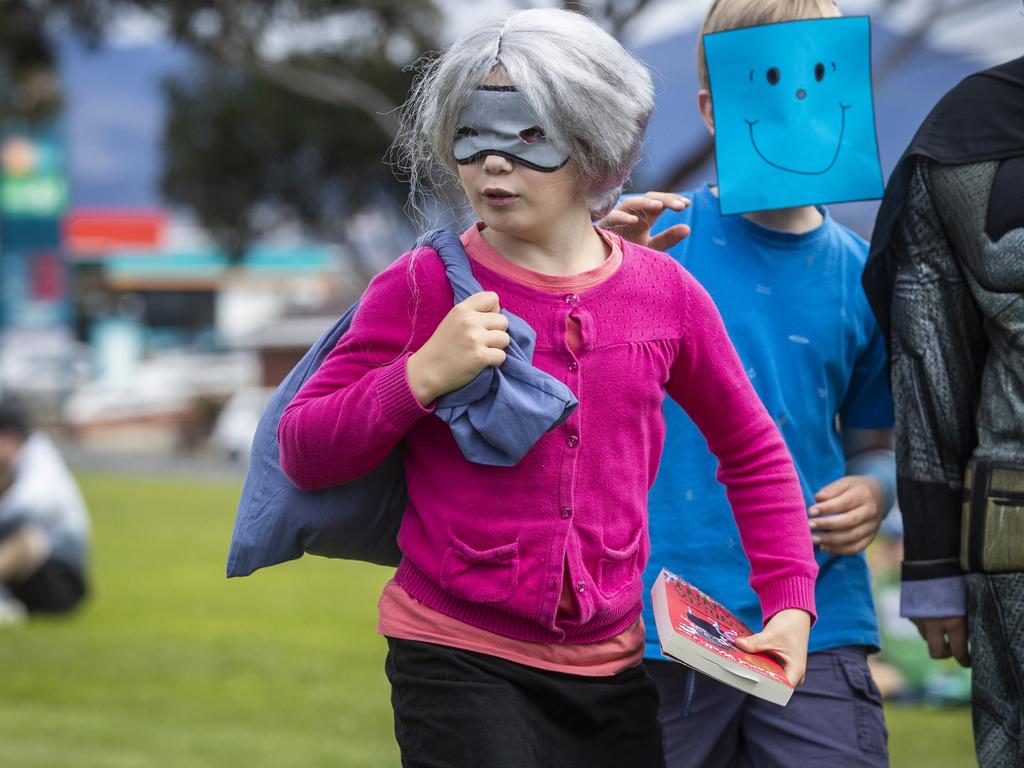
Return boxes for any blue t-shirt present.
[642,184,893,657]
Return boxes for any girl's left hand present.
[733,608,811,687]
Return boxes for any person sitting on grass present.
[0,401,90,626]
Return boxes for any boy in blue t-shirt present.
[605,2,895,765]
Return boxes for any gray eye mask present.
[452,87,571,172]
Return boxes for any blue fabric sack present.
[226,230,578,577]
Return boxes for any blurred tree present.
[16,0,441,272]
[38,0,438,133]
[0,0,62,123]
[160,55,415,268]
[561,0,658,38]
[49,0,681,270]
[151,2,439,271]
[4,0,1001,265]
[151,0,440,271]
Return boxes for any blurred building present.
[0,35,367,453]
[0,115,84,420]
[61,212,353,452]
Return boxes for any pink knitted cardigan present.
[279,233,818,644]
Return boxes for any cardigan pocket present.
[440,535,519,604]
[596,527,643,598]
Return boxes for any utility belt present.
[961,459,1024,573]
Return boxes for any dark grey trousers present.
[968,572,1024,768]
[646,646,888,767]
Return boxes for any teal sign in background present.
[0,129,68,218]
[704,16,883,215]
[1,121,70,330]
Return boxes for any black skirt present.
[385,637,666,768]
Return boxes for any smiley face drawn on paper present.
[743,59,850,175]
[703,17,883,214]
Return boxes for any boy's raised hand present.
[598,192,691,252]
[808,475,885,556]
[407,291,511,406]
[733,608,811,687]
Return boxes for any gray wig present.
[393,8,655,220]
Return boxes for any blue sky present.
[59,36,190,209]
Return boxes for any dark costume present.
[863,56,1024,768]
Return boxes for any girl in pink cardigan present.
[278,9,817,767]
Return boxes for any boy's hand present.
[734,608,811,687]
[598,192,691,252]
[407,291,510,406]
[808,475,885,555]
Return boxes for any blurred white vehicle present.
[210,386,275,463]
[63,349,260,454]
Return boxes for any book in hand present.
[650,567,795,706]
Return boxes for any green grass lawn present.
[0,473,976,767]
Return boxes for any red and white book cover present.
[650,567,794,706]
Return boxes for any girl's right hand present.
[407,291,511,406]
[733,608,811,687]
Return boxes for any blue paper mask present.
[703,16,883,214]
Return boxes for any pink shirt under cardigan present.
[279,226,818,645]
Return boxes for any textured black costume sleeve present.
[888,160,987,582]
